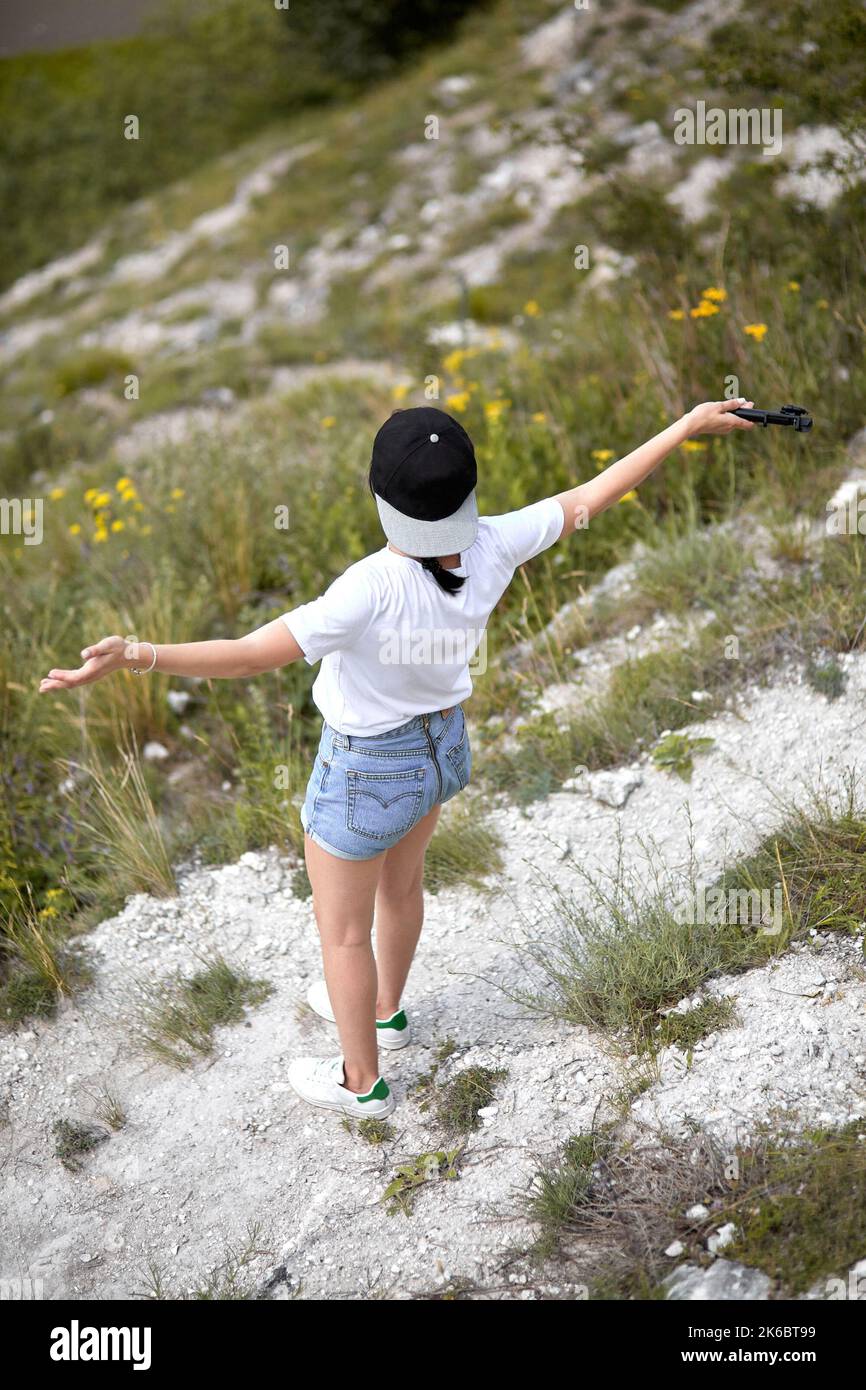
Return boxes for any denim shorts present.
[300,705,472,861]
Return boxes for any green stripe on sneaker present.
[376,1009,407,1032]
[358,1077,390,1103]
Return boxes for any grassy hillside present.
[1,0,865,1016]
[0,0,484,290]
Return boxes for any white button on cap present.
[430,433,439,441]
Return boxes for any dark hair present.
[418,555,465,594]
[368,416,467,594]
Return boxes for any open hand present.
[39,635,131,693]
[687,398,756,436]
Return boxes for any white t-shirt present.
[281,496,564,736]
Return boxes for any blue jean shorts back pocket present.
[346,766,426,841]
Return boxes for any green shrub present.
[54,349,135,397]
[729,1124,866,1294]
[135,954,273,1068]
[526,1131,613,1258]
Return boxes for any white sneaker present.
[306,979,412,1051]
[287,1055,395,1118]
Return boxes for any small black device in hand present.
[731,403,813,432]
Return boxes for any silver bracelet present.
[130,641,158,675]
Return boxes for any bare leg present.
[374,804,441,1017]
[303,833,385,1094]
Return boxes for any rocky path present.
[3,649,864,1300]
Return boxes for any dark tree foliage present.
[281,0,488,85]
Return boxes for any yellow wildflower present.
[743,323,768,341]
[134,502,144,512]
[445,391,470,413]
[84,487,98,503]
[619,490,638,503]
[484,399,510,421]
[320,415,336,429]
[701,287,727,302]
[786,280,800,292]
[170,487,185,500]
[681,440,706,452]
[591,449,615,463]
[531,412,546,423]
[690,300,720,318]
[94,491,111,508]
[442,348,467,375]
[94,528,108,543]
[111,519,125,532]
[523,300,541,317]
[115,476,133,492]
[68,523,82,536]
[391,383,410,402]
[141,525,152,536]
[817,298,829,310]
[668,309,685,321]
[49,486,65,501]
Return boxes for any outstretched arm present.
[38,617,304,693]
[553,398,755,537]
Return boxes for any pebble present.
[587,767,643,809]
[707,1222,738,1254]
[143,741,170,762]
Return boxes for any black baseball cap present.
[370,406,479,557]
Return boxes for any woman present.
[39,398,754,1117]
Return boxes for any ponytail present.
[419,555,465,594]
